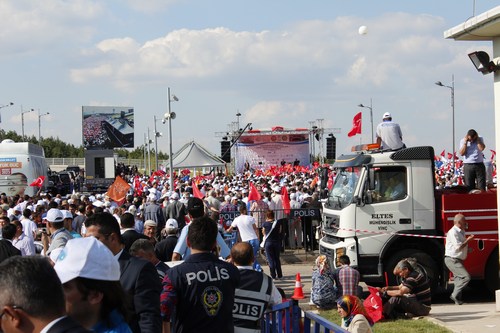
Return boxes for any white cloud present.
[67,12,462,97]
[0,0,103,56]
[245,101,308,128]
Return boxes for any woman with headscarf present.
[310,255,337,309]
[337,295,374,333]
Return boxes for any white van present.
[0,139,48,197]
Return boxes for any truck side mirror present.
[368,168,376,190]
[364,190,373,204]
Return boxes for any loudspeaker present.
[326,136,336,160]
[220,141,231,162]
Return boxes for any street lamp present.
[164,87,179,191]
[435,75,455,173]
[0,102,14,124]
[153,115,163,172]
[147,128,152,175]
[38,110,50,143]
[358,98,374,142]
[21,106,35,138]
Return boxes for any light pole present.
[164,87,179,191]
[21,106,34,138]
[143,133,147,173]
[435,75,455,173]
[38,110,50,143]
[358,98,374,142]
[147,128,151,175]
[153,115,162,172]
[0,102,14,124]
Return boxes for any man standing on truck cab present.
[376,113,404,150]
[459,129,486,192]
[445,213,474,305]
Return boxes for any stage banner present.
[235,139,309,173]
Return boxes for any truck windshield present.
[327,167,360,209]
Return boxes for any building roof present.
[444,5,500,41]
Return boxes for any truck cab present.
[320,144,500,295]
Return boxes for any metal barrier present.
[303,311,348,333]
[261,300,347,333]
[262,300,301,333]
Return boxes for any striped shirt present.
[402,271,431,306]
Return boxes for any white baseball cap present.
[383,112,391,119]
[166,218,178,229]
[54,237,120,284]
[60,210,73,220]
[46,208,64,223]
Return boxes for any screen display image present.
[82,106,134,149]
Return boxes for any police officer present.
[161,216,240,333]
[231,242,282,333]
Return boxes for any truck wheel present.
[385,249,439,293]
[485,248,500,293]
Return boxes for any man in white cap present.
[155,218,179,262]
[269,186,284,220]
[376,112,404,150]
[143,193,165,240]
[41,208,73,258]
[54,237,131,332]
[163,192,187,230]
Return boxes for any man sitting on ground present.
[378,258,431,319]
[334,255,361,297]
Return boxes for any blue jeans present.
[265,240,282,279]
[247,238,262,272]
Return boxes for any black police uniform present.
[165,252,240,333]
[233,268,274,333]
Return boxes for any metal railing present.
[45,158,168,171]
[261,300,347,333]
[303,311,348,333]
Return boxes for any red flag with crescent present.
[29,176,45,187]
[348,112,362,137]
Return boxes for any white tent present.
[171,141,226,169]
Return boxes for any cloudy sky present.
[0,0,497,159]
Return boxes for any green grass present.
[317,308,451,333]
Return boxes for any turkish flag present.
[248,182,261,201]
[192,180,204,199]
[29,176,45,187]
[281,186,290,215]
[440,149,445,157]
[133,176,143,196]
[363,286,383,323]
[491,149,496,161]
[347,112,362,137]
[107,176,131,203]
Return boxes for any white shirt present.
[460,137,484,164]
[20,217,38,241]
[40,316,67,333]
[445,225,468,260]
[376,120,404,150]
[13,233,35,256]
[231,214,258,242]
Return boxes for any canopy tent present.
[171,141,226,169]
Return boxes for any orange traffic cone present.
[291,273,304,300]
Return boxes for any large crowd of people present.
[0,136,495,332]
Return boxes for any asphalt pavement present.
[259,249,500,333]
